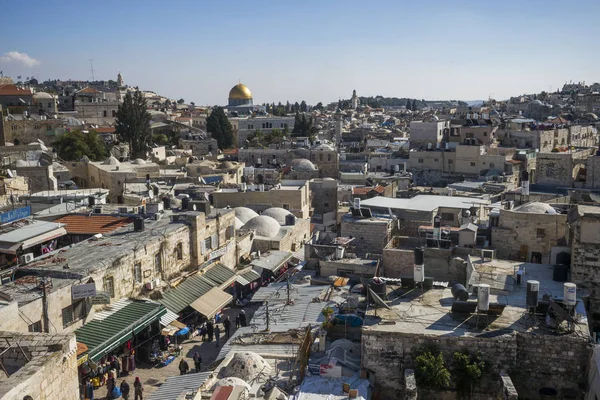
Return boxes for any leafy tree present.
[406,98,412,110]
[412,99,417,111]
[271,128,284,138]
[293,102,300,113]
[415,347,450,390]
[53,130,107,161]
[206,106,235,149]
[300,100,308,112]
[453,351,485,396]
[538,91,548,101]
[314,102,324,111]
[115,90,152,159]
[285,101,290,113]
[292,112,313,135]
[177,98,185,104]
[190,101,195,106]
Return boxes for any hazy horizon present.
[1,0,598,106]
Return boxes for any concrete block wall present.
[570,215,600,325]
[340,219,391,256]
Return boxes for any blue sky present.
[1,0,598,105]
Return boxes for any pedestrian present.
[193,352,202,372]
[178,358,190,375]
[120,380,130,400]
[239,310,247,327]
[106,372,116,400]
[223,316,231,337]
[200,323,207,341]
[207,321,214,342]
[84,378,94,400]
[214,324,221,348]
[235,314,240,329]
[133,377,143,400]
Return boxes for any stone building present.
[340,213,396,257]
[568,204,600,329]
[234,115,294,144]
[535,148,596,188]
[309,178,338,216]
[32,91,58,114]
[179,135,219,157]
[0,331,78,400]
[211,180,311,219]
[491,202,567,263]
[185,159,244,185]
[2,114,66,145]
[409,119,450,148]
[0,84,33,113]
[74,87,120,125]
[15,159,58,192]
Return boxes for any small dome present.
[212,377,251,391]
[291,158,317,172]
[229,83,253,100]
[515,202,558,214]
[234,217,244,230]
[102,156,120,165]
[242,215,281,238]
[261,207,293,225]
[223,352,272,382]
[234,207,259,224]
[132,158,146,165]
[34,92,53,99]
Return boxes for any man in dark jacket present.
[120,380,130,400]
[178,358,190,375]
[223,316,231,337]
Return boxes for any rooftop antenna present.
[89,59,95,81]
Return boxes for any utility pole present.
[89,59,95,81]
[286,276,290,305]
[40,278,50,333]
[265,301,270,332]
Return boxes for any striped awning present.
[235,269,261,286]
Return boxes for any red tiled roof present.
[352,185,385,195]
[94,127,116,133]
[223,148,238,155]
[54,215,132,235]
[506,159,522,164]
[78,87,101,94]
[0,84,33,96]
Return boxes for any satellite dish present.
[148,189,154,200]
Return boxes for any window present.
[175,243,183,260]
[448,159,453,164]
[441,213,454,221]
[103,110,107,117]
[204,237,212,251]
[283,204,290,210]
[546,163,554,177]
[34,124,39,130]
[418,158,424,163]
[489,163,495,168]
[104,276,115,297]
[434,158,439,162]
[470,162,476,167]
[324,202,330,208]
[226,225,234,240]
[46,125,52,132]
[536,228,545,238]
[134,262,142,283]
[62,299,88,328]
[483,132,488,136]
[155,252,162,273]
[112,110,117,117]
[319,153,323,161]
[28,321,42,332]
[328,154,332,162]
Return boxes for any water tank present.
[257,157,262,165]
[564,283,577,306]
[414,263,425,283]
[335,246,344,260]
[414,247,424,266]
[556,252,571,266]
[394,164,400,172]
[368,278,387,299]
[162,196,171,210]
[433,214,441,228]
[133,217,145,232]
[477,284,490,312]
[451,283,469,301]
[552,264,569,282]
[353,198,361,209]
[181,197,190,210]
[427,143,433,150]
[88,196,96,207]
[241,182,247,192]
[526,280,539,307]
[285,213,296,226]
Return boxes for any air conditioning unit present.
[94,206,103,214]
[118,207,129,214]
[145,281,155,290]
[20,253,34,265]
[153,213,162,221]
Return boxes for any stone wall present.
[16,165,58,192]
[0,332,78,400]
[340,218,392,256]
[361,329,591,399]
[319,260,377,278]
[491,209,567,263]
[586,154,600,190]
[536,150,593,187]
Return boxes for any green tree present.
[271,128,284,138]
[412,99,417,111]
[415,348,450,390]
[177,98,185,104]
[314,102,324,111]
[453,351,485,396]
[115,90,152,159]
[406,98,412,110]
[53,130,107,161]
[300,100,308,112]
[294,102,300,113]
[206,106,235,149]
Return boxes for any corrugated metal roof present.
[160,308,180,326]
[242,269,260,282]
[235,275,251,286]
[147,371,212,400]
[55,215,132,235]
[75,300,166,361]
[158,273,214,313]
[200,263,236,287]
[250,251,293,273]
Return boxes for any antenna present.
[89,59,95,81]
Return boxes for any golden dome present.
[229,83,252,100]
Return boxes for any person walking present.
[223,316,231,337]
[133,377,143,400]
[178,358,190,375]
[239,310,247,327]
[207,321,214,342]
[214,324,221,348]
[84,378,94,400]
[193,352,202,373]
[120,380,130,400]
[106,372,116,400]
[235,314,240,329]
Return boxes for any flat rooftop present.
[364,259,589,338]
[361,194,490,213]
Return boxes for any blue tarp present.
[333,314,363,327]
[175,327,190,336]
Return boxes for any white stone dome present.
[291,158,317,172]
[212,377,251,391]
[234,207,259,224]
[242,215,281,238]
[102,156,120,165]
[132,158,146,165]
[34,92,53,99]
[234,217,244,230]
[15,160,28,167]
[515,202,557,214]
[313,143,334,151]
[261,207,293,225]
[222,352,272,382]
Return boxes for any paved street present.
[92,304,259,399]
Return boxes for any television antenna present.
[89,59,95,81]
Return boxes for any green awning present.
[75,300,166,361]
[158,274,214,314]
[200,263,236,287]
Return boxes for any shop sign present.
[91,291,111,305]
[77,354,89,366]
[208,241,233,261]
[72,283,97,300]
[0,206,31,225]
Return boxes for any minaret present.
[351,89,358,110]
[117,71,124,87]
[334,108,344,143]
